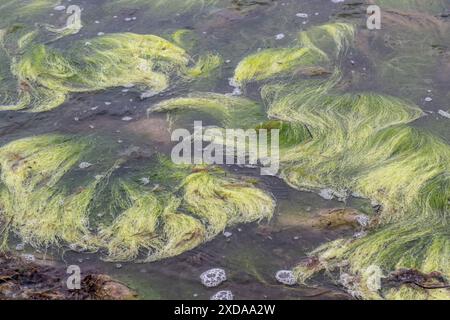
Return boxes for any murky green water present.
[1,0,449,300]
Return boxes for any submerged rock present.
[223,231,233,238]
[78,162,93,169]
[312,209,370,230]
[53,5,66,11]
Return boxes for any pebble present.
[296,13,308,18]
[104,101,111,105]
[275,33,285,40]
[210,290,233,300]
[275,270,297,286]
[121,116,133,121]
[79,162,93,169]
[424,97,433,102]
[115,263,123,269]
[15,243,25,251]
[200,268,227,288]
[438,110,450,119]
[97,32,105,36]
[223,231,232,238]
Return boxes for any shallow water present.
[1,0,450,299]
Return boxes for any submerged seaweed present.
[0,31,224,112]
[149,92,266,128]
[233,23,355,86]
[0,134,274,262]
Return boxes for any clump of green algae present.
[0,134,274,262]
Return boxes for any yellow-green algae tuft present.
[233,23,355,85]
[0,134,275,262]
[149,92,266,128]
[183,170,275,238]
[186,53,223,79]
[1,32,222,112]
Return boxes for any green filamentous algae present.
[0,0,449,300]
